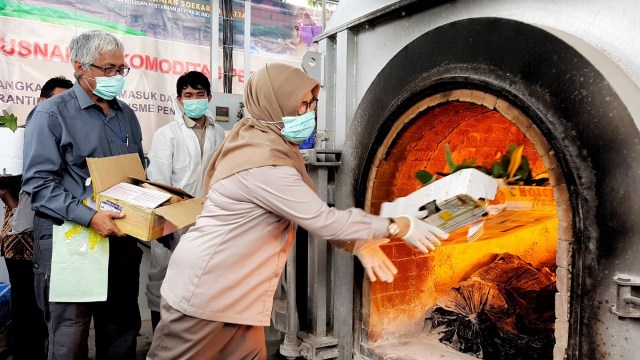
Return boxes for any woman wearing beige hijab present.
[146,63,448,359]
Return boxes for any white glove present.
[399,215,449,254]
[353,239,398,283]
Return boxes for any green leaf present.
[0,110,18,132]
[444,143,478,174]
[445,143,455,172]
[415,170,434,186]
[515,157,531,181]
[461,158,477,168]
[438,142,535,184]
[491,162,505,178]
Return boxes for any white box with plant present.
[380,143,551,240]
[0,110,23,176]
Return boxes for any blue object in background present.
[0,283,10,330]
[298,129,316,149]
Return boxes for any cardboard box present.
[488,185,555,212]
[380,172,556,244]
[87,153,204,241]
[379,169,497,243]
[0,127,25,176]
[380,168,498,218]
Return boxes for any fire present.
[369,217,557,340]
[365,100,558,345]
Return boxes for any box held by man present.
[87,153,204,241]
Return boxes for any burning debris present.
[426,253,556,359]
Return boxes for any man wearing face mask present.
[22,30,144,359]
[144,71,224,332]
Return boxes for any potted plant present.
[0,110,25,176]
[415,143,553,213]
[380,144,499,227]
[0,110,18,132]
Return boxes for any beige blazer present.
[161,165,388,326]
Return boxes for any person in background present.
[0,176,46,360]
[22,30,144,359]
[146,63,449,359]
[38,76,74,103]
[0,75,72,360]
[145,71,225,332]
[25,76,74,125]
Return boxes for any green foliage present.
[491,161,506,178]
[415,143,540,187]
[445,143,476,173]
[514,157,531,182]
[415,170,434,186]
[0,110,18,132]
[273,0,323,7]
[0,0,146,36]
[492,144,531,183]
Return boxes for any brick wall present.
[362,95,570,358]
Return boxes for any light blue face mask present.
[182,99,209,119]
[281,111,316,143]
[90,75,126,100]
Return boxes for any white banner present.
[0,0,326,149]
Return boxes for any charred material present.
[428,253,556,359]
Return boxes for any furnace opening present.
[361,90,572,359]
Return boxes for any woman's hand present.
[353,239,397,283]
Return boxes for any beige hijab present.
[203,63,320,191]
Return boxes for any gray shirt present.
[22,82,144,226]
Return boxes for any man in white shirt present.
[145,71,225,330]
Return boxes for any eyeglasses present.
[90,64,131,77]
[299,98,318,114]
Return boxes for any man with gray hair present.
[23,30,144,359]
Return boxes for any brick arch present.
[362,91,569,346]
[368,99,547,215]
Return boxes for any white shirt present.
[146,115,224,197]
